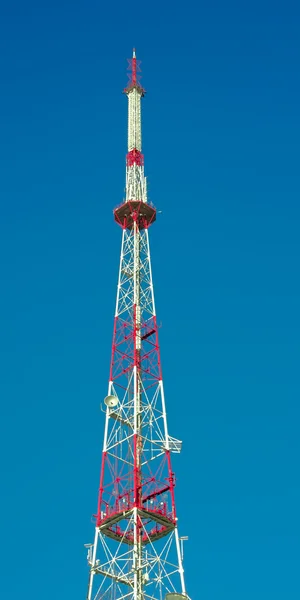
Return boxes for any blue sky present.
[0,0,299,598]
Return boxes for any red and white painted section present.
[85,50,190,600]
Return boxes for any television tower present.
[85,50,190,600]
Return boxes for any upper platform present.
[114,200,156,230]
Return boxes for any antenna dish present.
[104,395,119,408]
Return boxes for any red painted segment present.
[109,312,163,393]
[132,52,137,86]
[133,433,142,508]
[124,49,146,95]
[97,451,107,526]
[126,148,144,167]
[133,303,137,367]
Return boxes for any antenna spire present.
[132,47,137,85]
[124,47,145,95]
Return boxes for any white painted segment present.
[126,164,146,202]
[115,230,125,317]
[145,230,156,315]
[86,528,99,600]
[136,305,141,350]
[160,380,170,448]
[175,527,187,595]
[128,88,142,151]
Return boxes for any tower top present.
[124,48,145,96]
[114,50,156,229]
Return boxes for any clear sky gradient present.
[0,1,299,598]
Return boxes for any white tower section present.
[125,50,147,204]
[128,87,142,152]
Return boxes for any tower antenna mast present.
[85,50,190,600]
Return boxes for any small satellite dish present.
[104,395,119,408]
[165,595,187,600]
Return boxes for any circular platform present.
[114,200,156,230]
[165,595,188,600]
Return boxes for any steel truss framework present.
[86,50,189,600]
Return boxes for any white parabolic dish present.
[104,395,119,408]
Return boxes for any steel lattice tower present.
[85,50,189,600]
